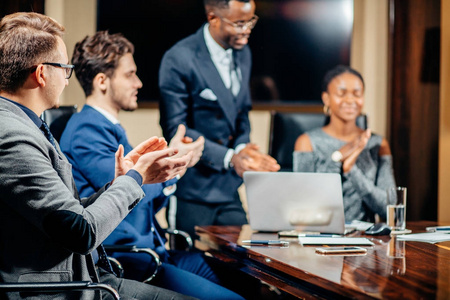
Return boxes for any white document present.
[396,232,450,244]
[346,220,374,231]
[298,237,374,246]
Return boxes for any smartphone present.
[315,246,367,254]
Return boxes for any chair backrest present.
[41,105,78,143]
[268,111,367,172]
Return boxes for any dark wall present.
[97,0,353,103]
[389,0,440,221]
[0,0,44,16]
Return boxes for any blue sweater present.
[60,105,174,254]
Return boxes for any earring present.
[323,105,330,116]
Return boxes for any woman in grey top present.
[293,65,396,222]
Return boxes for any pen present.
[241,240,289,246]
[298,234,342,238]
[426,226,450,232]
[435,227,450,231]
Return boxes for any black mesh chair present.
[0,281,120,299]
[41,105,78,143]
[268,111,368,172]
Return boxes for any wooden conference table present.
[195,221,450,299]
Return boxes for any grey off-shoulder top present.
[293,128,396,222]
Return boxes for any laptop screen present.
[243,172,345,234]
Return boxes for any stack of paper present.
[397,232,450,244]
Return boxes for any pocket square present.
[199,88,218,101]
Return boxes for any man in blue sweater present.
[60,31,244,300]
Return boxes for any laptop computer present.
[243,172,345,234]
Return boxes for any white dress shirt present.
[203,24,246,169]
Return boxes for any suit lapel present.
[194,28,237,131]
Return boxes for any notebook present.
[243,172,345,234]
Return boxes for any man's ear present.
[207,11,219,25]
[35,64,46,87]
[93,73,108,93]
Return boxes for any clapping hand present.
[231,143,280,177]
[339,129,371,173]
[169,124,205,168]
[114,136,193,184]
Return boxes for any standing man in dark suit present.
[159,0,280,238]
[0,12,194,300]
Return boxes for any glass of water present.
[387,187,407,231]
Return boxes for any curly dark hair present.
[71,30,134,97]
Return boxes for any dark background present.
[97,0,353,103]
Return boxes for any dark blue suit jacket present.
[60,105,173,272]
[159,25,252,204]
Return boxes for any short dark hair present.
[322,65,365,93]
[204,0,250,11]
[71,30,134,97]
[0,12,64,93]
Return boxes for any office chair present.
[0,281,120,299]
[41,105,78,143]
[268,111,367,172]
[104,229,194,282]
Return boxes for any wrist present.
[331,150,343,162]
[229,154,236,169]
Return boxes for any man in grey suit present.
[0,12,195,300]
[159,0,280,238]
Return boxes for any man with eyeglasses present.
[0,12,195,300]
[159,0,280,240]
[39,62,75,79]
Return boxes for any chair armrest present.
[0,281,120,300]
[103,245,161,282]
[165,228,193,251]
[107,256,125,279]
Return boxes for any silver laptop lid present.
[243,172,345,234]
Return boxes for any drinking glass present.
[387,187,407,231]
[386,236,406,275]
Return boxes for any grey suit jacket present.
[0,98,145,299]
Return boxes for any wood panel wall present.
[389,0,440,221]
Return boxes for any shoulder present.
[68,106,111,127]
[378,137,392,156]
[64,107,110,135]
[162,28,201,59]
[160,35,199,75]
[368,133,392,156]
[294,133,313,152]
[0,110,50,159]
[61,107,115,146]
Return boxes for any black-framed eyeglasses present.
[42,62,75,79]
[220,15,259,33]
